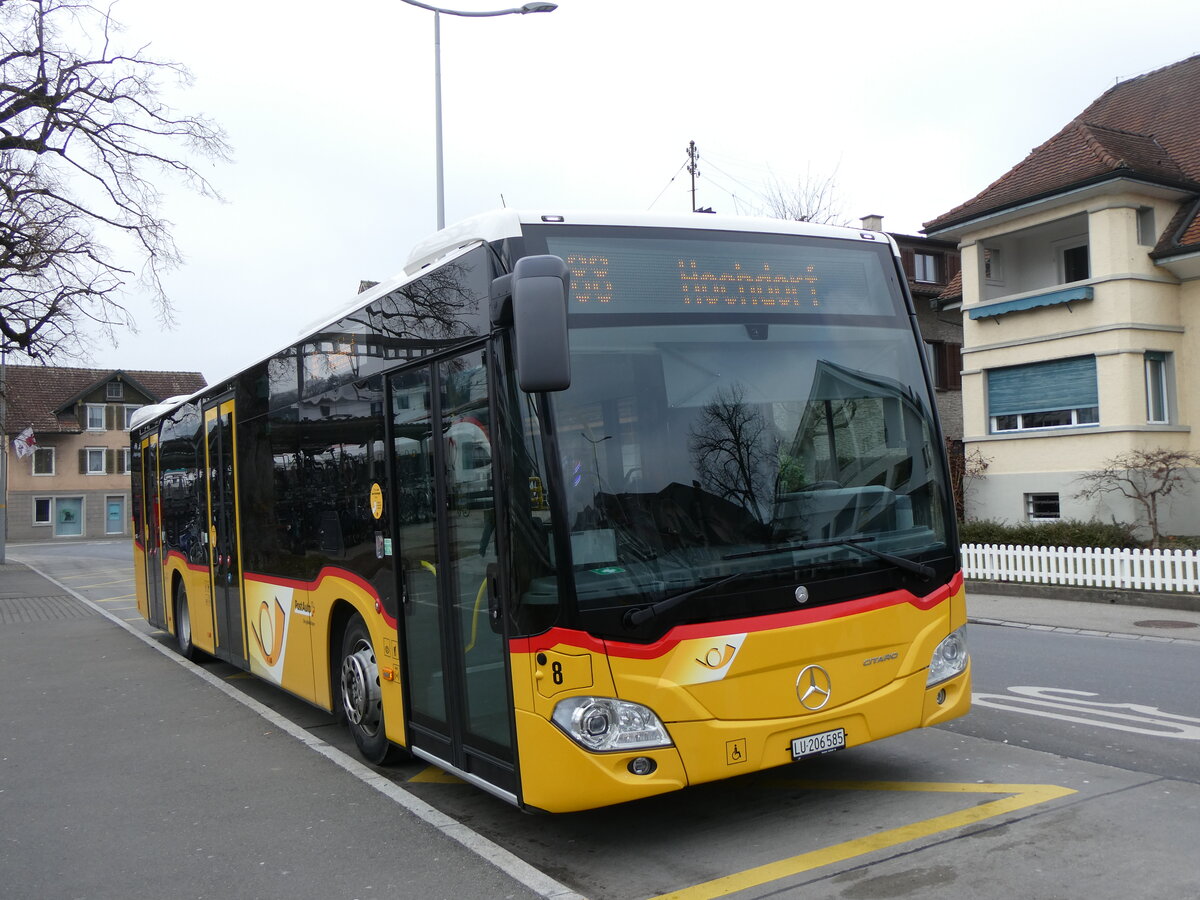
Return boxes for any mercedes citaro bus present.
[130,210,970,813]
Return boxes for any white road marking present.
[973,686,1200,739]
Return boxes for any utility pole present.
[687,140,699,212]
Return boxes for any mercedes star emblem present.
[796,664,833,711]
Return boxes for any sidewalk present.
[0,561,561,900]
[966,583,1200,642]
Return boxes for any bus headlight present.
[927,625,968,687]
[551,697,673,752]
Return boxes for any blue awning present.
[969,285,1094,320]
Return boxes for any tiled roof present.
[925,54,1200,251]
[936,270,963,305]
[2,366,206,434]
[1180,204,1200,247]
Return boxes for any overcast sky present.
[74,0,1200,385]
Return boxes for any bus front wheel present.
[339,614,401,765]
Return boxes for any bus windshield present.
[531,227,953,638]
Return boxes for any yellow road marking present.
[98,596,136,603]
[68,578,135,590]
[409,766,465,784]
[224,673,253,680]
[654,780,1076,899]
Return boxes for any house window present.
[33,497,52,526]
[1025,493,1061,521]
[119,447,131,475]
[914,252,940,283]
[33,447,55,476]
[123,405,141,430]
[988,356,1099,433]
[54,497,84,537]
[106,381,124,400]
[1145,351,1171,424]
[86,404,106,431]
[924,341,963,391]
[1062,244,1090,283]
[983,247,1003,283]
[85,447,107,475]
[1137,207,1157,246]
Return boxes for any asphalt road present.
[947,623,1200,784]
[7,539,1200,900]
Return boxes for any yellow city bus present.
[130,210,970,813]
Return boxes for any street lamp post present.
[398,0,557,231]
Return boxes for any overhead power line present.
[647,161,687,210]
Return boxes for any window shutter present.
[106,405,118,431]
[900,248,915,279]
[106,449,116,475]
[945,253,961,283]
[79,449,87,474]
[988,356,1097,416]
[941,343,963,391]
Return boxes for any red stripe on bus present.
[162,549,212,574]
[510,571,963,659]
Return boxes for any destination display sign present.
[544,234,894,317]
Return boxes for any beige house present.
[3,366,205,542]
[925,55,1200,533]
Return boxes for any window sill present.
[969,424,1191,442]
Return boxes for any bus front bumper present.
[515,663,971,813]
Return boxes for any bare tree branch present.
[1075,448,1200,547]
[0,0,229,360]
[761,165,848,226]
[688,384,775,523]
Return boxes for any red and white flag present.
[12,426,36,459]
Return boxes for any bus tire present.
[174,582,201,662]
[339,613,402,765]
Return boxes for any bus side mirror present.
[510,255,571,393]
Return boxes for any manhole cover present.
[1132,619,1199,630]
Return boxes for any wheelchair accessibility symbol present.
[726,738,748,765]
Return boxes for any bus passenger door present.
[390,354,517,799]
[140,434,166,627]
[203,397,248,667]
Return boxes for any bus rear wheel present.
[339,614,402,765]
[174,582,201,662]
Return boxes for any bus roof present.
[128,396,194,432]
[403,209,894,274]
[132,209,897,433]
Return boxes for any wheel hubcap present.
[340,641,382,734]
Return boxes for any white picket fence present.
[962,543,1200,593]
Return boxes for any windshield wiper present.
[623,570,760,629]
[724,537,934,581]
